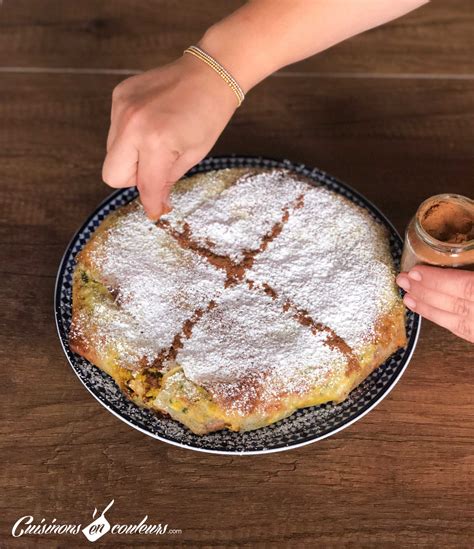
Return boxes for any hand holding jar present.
[397,194,474,343]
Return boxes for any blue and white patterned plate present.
[55,156,420,455]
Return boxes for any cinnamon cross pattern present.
[154,190,360,375]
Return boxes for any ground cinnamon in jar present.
[401,194,474,272]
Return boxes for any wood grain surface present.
[1,0,473,73]
[0,1,473,547]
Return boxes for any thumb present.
[137,147,180,220]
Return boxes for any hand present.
[102,54,238,219]
[396,265,474,343]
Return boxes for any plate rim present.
[54,154,421,455]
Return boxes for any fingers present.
[397,267,474,343]
[167,150,204,183]
[106,99,133,153]
[102,136,138,189]
[397,274,472,318]
[106,80,134,152]
[402,294,473,343]
[136,147,180,219]
[405,264,474,301]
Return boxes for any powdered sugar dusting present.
[177,282,347,414]
[249,187,398,355]
[73,168,400,415]
[84,205,226,369]
[162,168,248,229]
[72,293,155,366]
[177,170,308,261]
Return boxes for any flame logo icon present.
[82,500,115,542]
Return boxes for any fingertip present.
[396,274,410,292]
[102,156,115,187]
[161,203,172,216]
[144,208,162,222]
[102,177,118,189]
[155,197,172,218]
[102,176,119,189]
[135,186,156,219]
[403,294,417,310]
[408,269,423,282]
[101,165,111,187]
[138,193,171,221]
[408,264,440,279]
[103,178,129,190]
[102,165,130,189]
[141,199,174,221]
[137,169,176,220]
[102,139,138,188]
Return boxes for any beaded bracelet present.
[183,45,245,107]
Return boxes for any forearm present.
[198,0,429,92]
[104,0,430,218]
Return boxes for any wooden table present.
[1,1,473,547]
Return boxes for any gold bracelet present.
[183,45,245,107]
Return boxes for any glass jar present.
[401,193,474,272]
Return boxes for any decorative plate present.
[55,156,420,455]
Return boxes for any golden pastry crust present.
[69,167,407,435]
